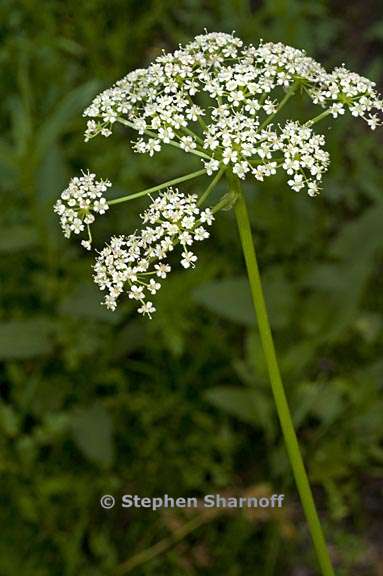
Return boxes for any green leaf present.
[36,80,100,155]
[312,383,345,425]
[71,404,115,468]
[59,282,121,323]
[262,266,294,330]
[205,385,275,439]
[293,381,344,427]
[301,262,368,341]
[0,319,55,360]
[193,270,294,329]
[37,143,68,205]
[330,205,383,263]
[193,277,254,326]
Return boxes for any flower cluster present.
[83,31,383,196]
[203,110,329,194]
[277,122,329,196]
[93,188,214,316]
[54,172,111,249]
[309,66,383,129]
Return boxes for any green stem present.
[109,169,206,205]
[259,82,297,131]
[182,125,203,144]
[198,166,225,206]
[232,177,335,576]
[305,109,332,127]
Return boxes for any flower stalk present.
[232,175,335,576]
[109,168,207,205]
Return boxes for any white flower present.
[148,279,161,294]
[54,171,111,247]
[181,216,196,229]
[155,263,171,278]
[252,166,265,181]
[181,251,197,268]
[245,99,261,114]
[233,161,250,179]
[128,285,145,300]
[329,103,345,118]
[278,121,330,195]
[200,208,214,225]
[366,114,381,130]
[179,231,193,245]
[81,240,92,251]
[288,174,305,192]
[82,31,381,199]
[194,226,209,241]
[138,301,156,317]
[204,159,220,175]
[180,135,197,152]
[263,99,277,115]
[93,188,213,315]
[55,32,383,319]
[146,138,161,156]
[307,181,320,197]
[222,148,238,165]
[158,126,175,142]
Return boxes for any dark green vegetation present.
[1,1,382,574]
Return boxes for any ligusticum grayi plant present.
[55,32,382,576]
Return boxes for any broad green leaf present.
[193,277,254,326]
[312,384,345,425]
[262,266,294,329]
[0,319,55,360]
[330,205,383,262]
[36,80,100,155]
[59,282,121,323]
[37,143,68,204]
[71,404,115,468]
[293,381,344,428]
[194,270,294,328]
[301,262,368,341]
[205,385,275,439]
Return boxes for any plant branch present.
[232,175,335,576]
[109,169,207,205]
[198,166,225,206]
[259,82,297,131]
[305,109,332,127]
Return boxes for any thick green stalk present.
[232,178,335,576]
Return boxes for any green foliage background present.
[1,1,382,574]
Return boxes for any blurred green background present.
[1,1,383,575]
